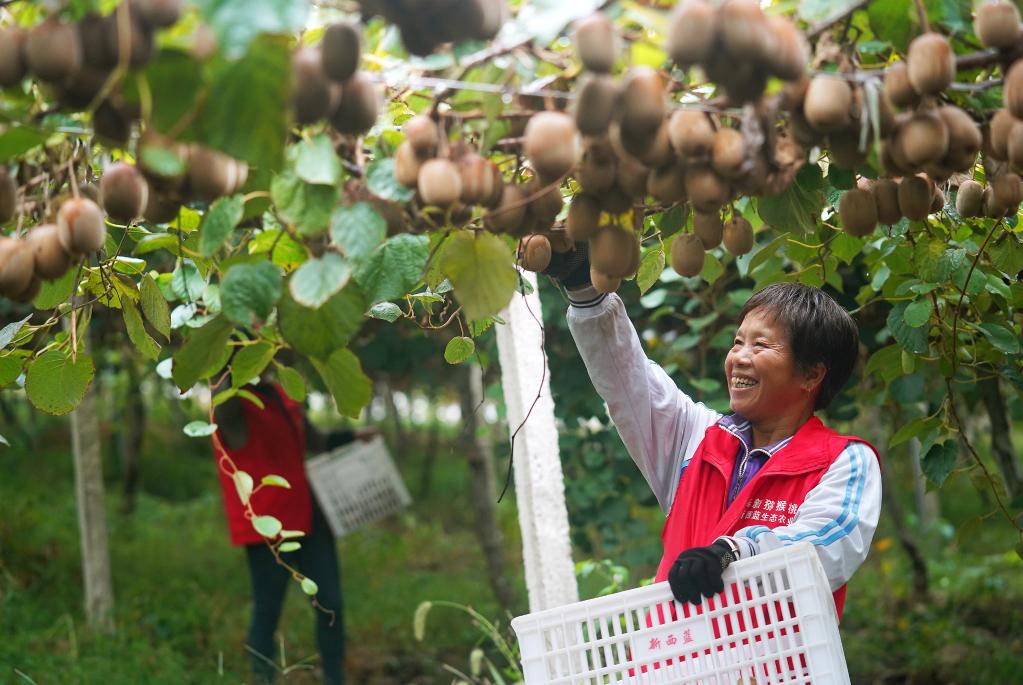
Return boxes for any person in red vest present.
[548,251,880,620]
[213,377,378,685]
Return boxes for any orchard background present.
[1,0,1023,682]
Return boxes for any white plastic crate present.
[305,436,412,537]
[511,543,849,685]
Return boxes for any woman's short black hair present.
[738,282,859,411]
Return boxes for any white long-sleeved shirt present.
[566,287,881,591]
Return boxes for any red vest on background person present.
[655,416,878,620]
[214,384,314,546]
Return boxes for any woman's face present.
[724,307,816,422]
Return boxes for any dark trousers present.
[244,504,344,685]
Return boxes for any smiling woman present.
[561,275,881,619]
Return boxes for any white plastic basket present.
[511,543,849,685]
[305,436,412,537]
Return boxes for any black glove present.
[667,540,736,605]
[540,240,591,289]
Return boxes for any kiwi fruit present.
[804,76,852,131]
[92,100,132,148]
[547,230,573,254]
[986,111,1014,161]
[671,234,705,277]
[134,0,184,29]
[0,237,34,297]
[574,75,619,136]
[100,163,149,224]
[0,27,26,88]
[24,17,83,84]
[57,65,111,109]
[937,105,981,163]
[519,234,552,272]
[931,186,947,213]
[28,224,73,281]
[907,33,956,95]
[828,128,868,170]
[693,210,723,249]
[524,111,580,181]
[330,73,380,136]
[291,47,334,125]
[590,268,621,294]
[458,154,502,207]
[685,167,731,213]
[666,0,718,67]
[711,128,745,179]
[404,115,439,157]
[395,141,423,188]
[896,111,950,166]
[0,168,16,224]
[722,216,754,255]
[883,62,921,109]
[57,198,107,254]
[975,0,1021,49]
[720,0,769,61]
[1004,61,1023,119]
[646,163,687,204]
[590,225,639,279]
[620,68,665,136]
[616,157,650,201]
[573,13,618,73]
[188,146,248,201]
[668,110,715,160]
[138,133,189,192]
[11,275,40,303]
[144,191,181,224]
[955,179,984,217]
[321,23,361,83]
[873,178,903,225]
[102,8,155,68]
[632,123,674,169]
[526,179,564,225]
[417,159,462,208]
[1007,120,1023,167]
[838,188,878,237]
[765,15,809,82]
[599,186,633,214]
[576,141,617,193]
[898,175,934,221]
[566,194,602,242]
[992,172,1022,210]
[485,184,528,233]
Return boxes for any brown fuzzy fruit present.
[668,110,716,160]
[134,0,184,29]
[28,224,73,281]
[884,62,921,109]
[574,75,620,136]
[566,194,602,242]
[992,173,1022,210]
[57,198,107,254]
[24,17,82,84]
[839,188,878,237]
[937,106,982,161]
[896,111,950,166]
[321,23,360,82]
[404,115,439,157]
[547,230,573,254]
[395,141,423,188]
[577,141,617,193]
[0,168,16,224]
[646,163,687,204]
[600,186,633,214]
[102,8,155,68]
[418,159,462,207]
[671,234,705,277]
[1004,61,1023,119]
[804,76,852,131]
[0,237,34,297]
[955,180,985,217]
[100,163,148,224]
[590,268,621,294]
[458,154,503,207]
[0,27,26,88]
[693,211,723,249]
[930,187,946,213]
[93,100,132,148]
[765,15,808,81]
[144,191,181,224]
[519,234,552,272]
[526,180,564,224]
[685,167,731,213]
[873,178,903,225]
[898,175,934,221]
[574,13,618,73]
[720,0,769,60]
[188,146,246,202]
[907,33,955,95]
[620,68,665,136]
[1007,121,1023,167]
[330,73,380,135]
[632,122,674,169]
[291,47,334,125]
[828,128,868,170]
[711,128,746,179]
[975,1,1021,49]
[722,216,754,255]
[988,109,1015,160]
[485,185,528,233]
[524,112,579,181]
[590,226,639,278]
[666,0,718,66]
[616,157,650,201]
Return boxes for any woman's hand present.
[667,540,736,605]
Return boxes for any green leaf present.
[196,34,291,171]
[330,202,387,259]
[233,470,254,505]
[140,275,171,340]
[236,388,265,409]
[220,262,283,326]
[289,253,351,308]
[295,134,342,186]
[261,474,291,488]
[171,316,235,391]
[976,322,1021,354]
[300,577,319,595]
[0,356,22,388]
[355,234,429,305]
[33,268,77,310]
[657,204,689,239]
[636,244,665,295]
[700,251,724,284]
[864,344,904,383]
[134,50,204,135]
[444,336,476,364]
[902,298,933,328]
[758,166,825,235]
[922,441,958,487]
[889,415,940,448]
[368,302,402,322]
[252,514,283,538]
[439,231,517,321]
[231,341,276,386]
[0,315,32,351]
[988,235,1023,275]
[199,194,245,257]
[122,301,161,361]
[279,541,301,553]
[25,350,95,416]
[0,126,48,161]
[140,143,187,179]
[184,420,218,437]
[366,158,416,203]
[275,364,307,402]
[867,0,916,52]
[280,529,305,539]
[830,232,864,264]
[194,0,309,58]
[278,288,365,359]
[887,302,929,355]
[172,260,206,302]
[312,348,373,418]
[271,171,339,237]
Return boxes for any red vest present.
[655,416,877,619]
[214,385,313,546]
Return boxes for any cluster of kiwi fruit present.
[291,22,381,136]
[358,0,508,57]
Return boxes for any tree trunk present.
[879,451,929,599]
[909,437,940,528]
[978,377,1022,502]
[118,352,145,514]
[380,377,407,449]
[67,320,115,631]
[417,386,441,498]
[460,363,519,615]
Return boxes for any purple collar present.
[718,414,794,457]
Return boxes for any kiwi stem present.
[912,0,931,33]
[84,1,133,116]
